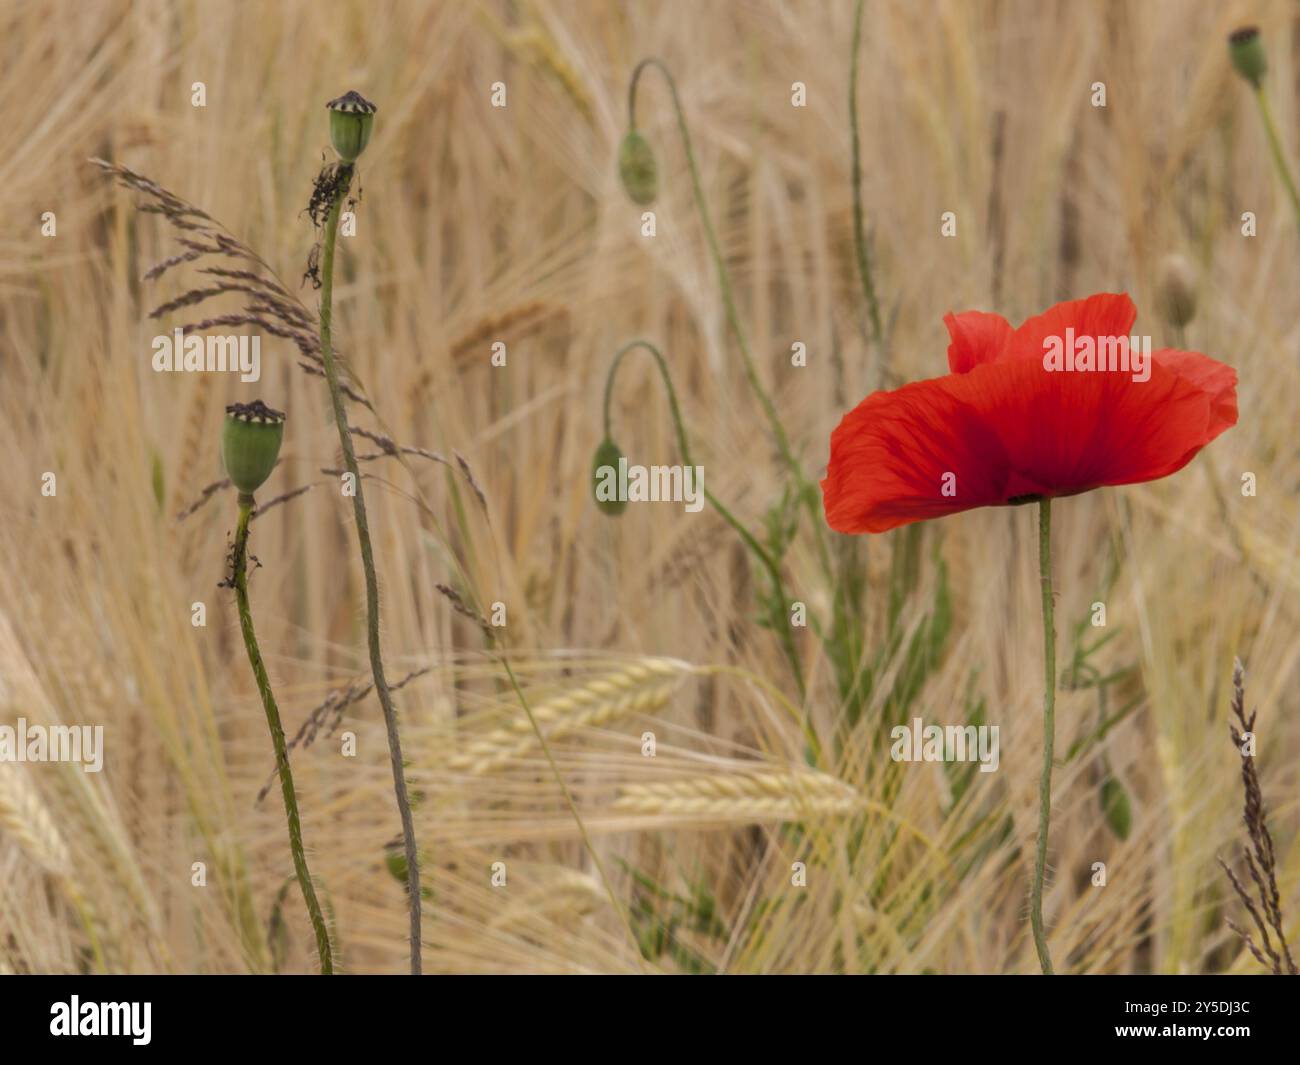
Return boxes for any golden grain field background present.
[0,0,1296,974]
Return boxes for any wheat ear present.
[448,658,686,775]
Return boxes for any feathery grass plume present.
[313,90,424,974]
[1228,26,1300,230]
[90,160,373,408]
[1218,658,1297,975]
[255,667,433,806]
[220,403,333,975]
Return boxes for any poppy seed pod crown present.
[326,90,377,163]
[1228,27,1267,88]
[222,400,285,497]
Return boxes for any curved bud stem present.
[627,59,801,488]
[603,339,809,706]
[231,497,333,974]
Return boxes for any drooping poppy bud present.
[1157,253,1197,329]
[592,437,628,516]
[1228,27,1266,88]
[384,848,433,899]
[326,90,377,163]
[618,130,658,205]
[1100,774,1132,841]
[222,400,285,496]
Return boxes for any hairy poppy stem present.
[1031,497,1056,974]
[231,495,333,974]
[318,164,423,974]
[1252,86,1300,231]
[602,339,810,707]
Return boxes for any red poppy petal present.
[1005,292,1138,364]
[963,355,1226,492]
[822,374,1014,534]
[943,310,1013,373]
[822,346,1237,534]
[1153,348,1238,439]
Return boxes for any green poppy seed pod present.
[618,130,658,206]
[592,437,628,516]
[326,90,377,163]
[222,400,285,496]
[1157,253,1197,330]
[384,850,408,884]
[1100,775,1132,842]
[1228,26,1266,88]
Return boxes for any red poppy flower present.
[822,293,1237,534]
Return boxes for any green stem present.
[318,164,422,974]
[232,496,333,975]
[628,59,801,487]
[1254,86,1300,230]
[603,339,807,701]
[1032,497,1056,975]
[849,0,886,380]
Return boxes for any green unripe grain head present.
[327,90,377,163]
[222,400,285,497]
[618,130,658,206]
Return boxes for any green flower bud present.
[1228,27,1266,88]
[384,850,408,884]
[1157,253,1197,330]
[222,400,285,496]
[326,90,377,163]
[592,437,628,516]
[618,130,658,206]
[384,849,433,899]
[1100,774,1132,842]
